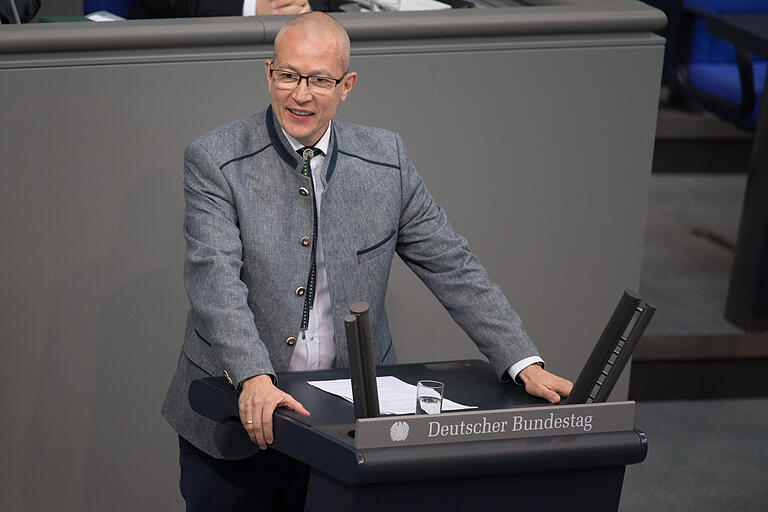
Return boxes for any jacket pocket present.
[357,229,396,263]
[193,329,212,346]
[182,328,221,377]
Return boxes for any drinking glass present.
[415,380,444,415]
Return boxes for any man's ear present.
[264,60,273,84]
[339,72,357,102]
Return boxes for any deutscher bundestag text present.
[427,413,594,438]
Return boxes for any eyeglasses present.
[269,65,347,94]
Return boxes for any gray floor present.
[621,171,768,511]
[620,398,768,512]
[640,174,746,337]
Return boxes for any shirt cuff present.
[242,0,256,16]
[508,356,545,384]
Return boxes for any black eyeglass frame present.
[269,64,348,90]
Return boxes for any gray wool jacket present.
[161,106,540,459]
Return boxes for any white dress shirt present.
[242,0,256,16]
[281,123,543,381]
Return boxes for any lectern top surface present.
[275,360,546,428]
[188,360,645,486]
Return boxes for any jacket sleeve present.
[182,142,275,387]
[393,133,540,380]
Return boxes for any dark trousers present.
[178,436,311,512]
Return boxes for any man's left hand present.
[518,364,573,404]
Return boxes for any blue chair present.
[673,0,767,132]
[83,0,135,18]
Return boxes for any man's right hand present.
[238,374,310,450]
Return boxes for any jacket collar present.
[266,105,301,168]
[265,105,339,185]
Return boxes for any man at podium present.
[161,12,572,510]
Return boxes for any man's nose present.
[292,78,313,102]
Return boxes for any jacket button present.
[296,287,306,297]
[286,336,296,346]
[299,187,309,196]
[300,237,311,247]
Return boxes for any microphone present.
[345,302,380,419]
[344,314,369,420]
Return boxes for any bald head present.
[274,12,351,74]
[266,12,358,146]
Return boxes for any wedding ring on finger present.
[246,420,254,425]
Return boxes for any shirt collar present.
[282,122,332,156]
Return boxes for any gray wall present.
[0,4,665,511]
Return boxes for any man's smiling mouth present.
[288,108,313,117]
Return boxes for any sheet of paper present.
[307,375,477,415]
[86,11,125,22]
[397,0,452,11]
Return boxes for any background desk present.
[0,3,665,510]
[706,14,768,331]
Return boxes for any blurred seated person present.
[127,0,336,18]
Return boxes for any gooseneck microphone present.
[344,302,380,419]
[344,314,369,420]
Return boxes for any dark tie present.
[298,147,322,335]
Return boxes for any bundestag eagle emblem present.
[390,421,410,442]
